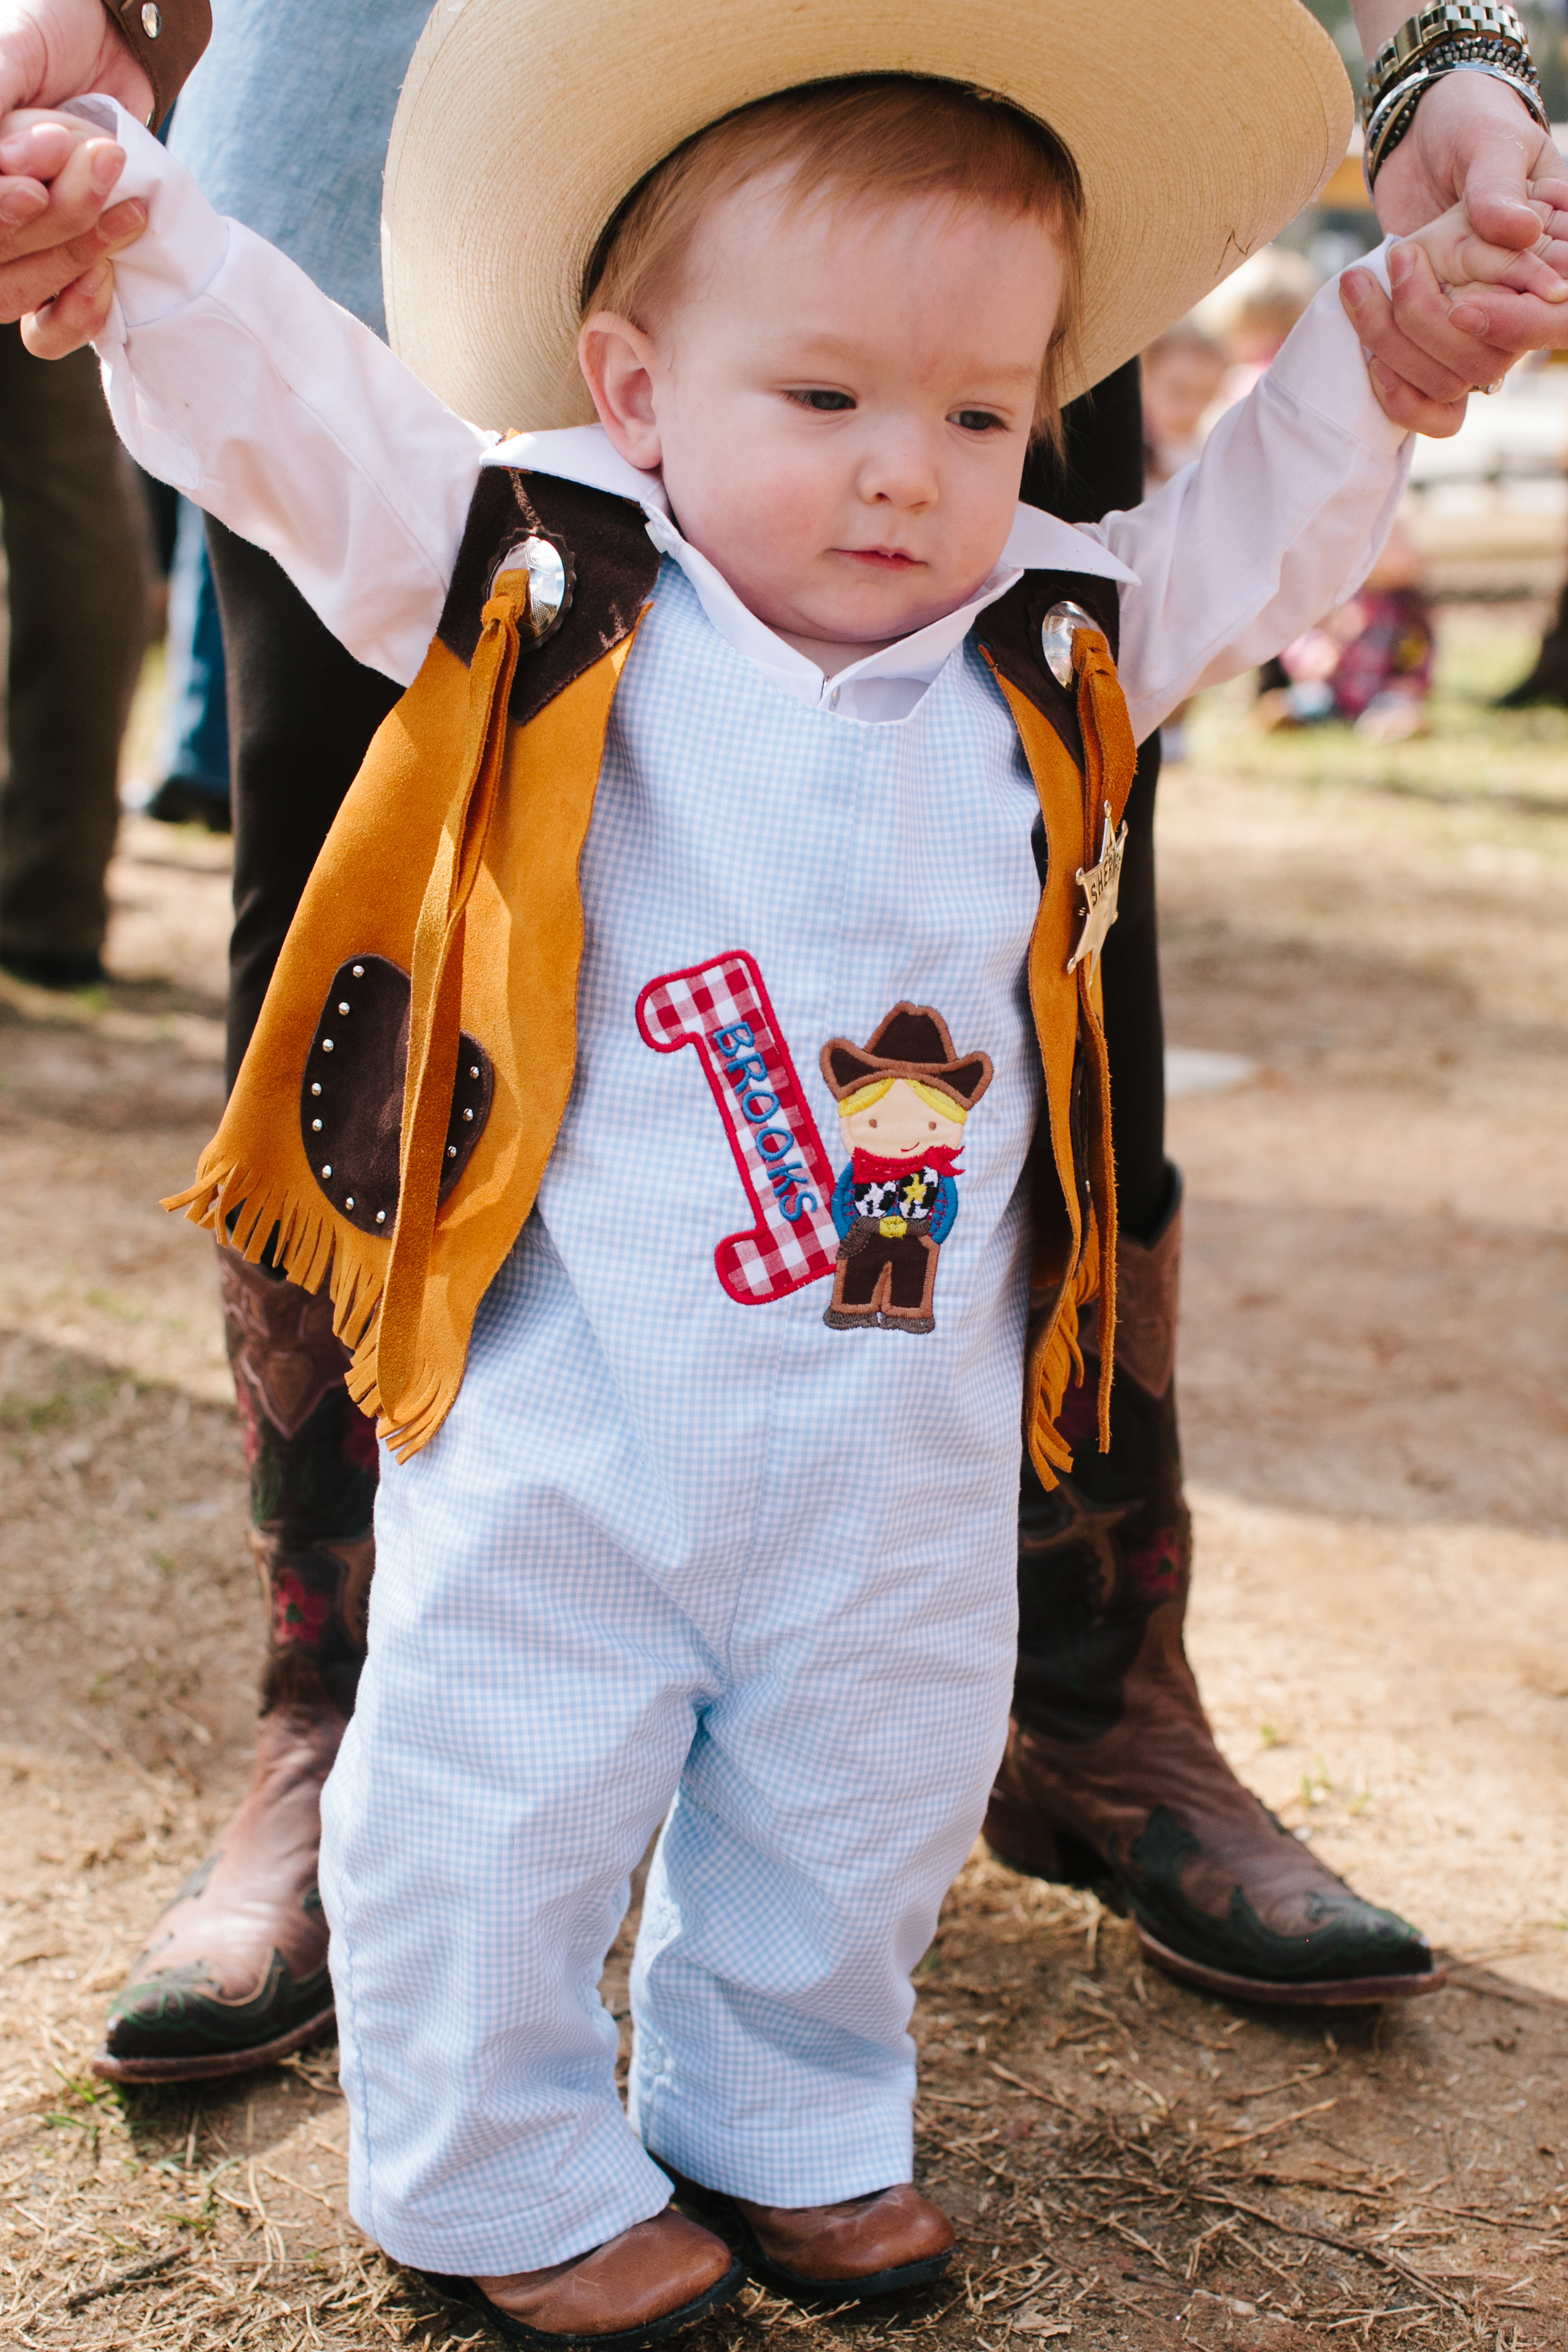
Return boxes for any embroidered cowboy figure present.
[821,1004,993,1335]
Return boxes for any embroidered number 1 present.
[636,951,840,1305]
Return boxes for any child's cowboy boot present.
[93,1249,378,2080]
[653,2169,954,2302]
[986,1170,1443,2004]
[432,2213,744,2348]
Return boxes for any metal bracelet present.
[1365,2,1532,110]
[1365,58,1550,188]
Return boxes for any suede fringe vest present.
[166,469,1138,1476]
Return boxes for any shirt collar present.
[483,424,1139,710]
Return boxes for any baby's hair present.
[581,76,1083,452]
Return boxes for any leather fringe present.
[162,1154,386,1359]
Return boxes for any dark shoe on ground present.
[93,1700,342,2080]
[144,775,233,831]
[0,946,105,990]
[987,1168,1443,2007]
[430,2212,744,2348]
[661,2169,954,2300]
[94,1252,378,2080]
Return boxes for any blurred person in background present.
[1196,241,1325,398]
[144,491,230,829]
[2,0,1567,2076]
[1258,516,1436,738]
[1141,317,1227,490]
[0,307,147,988]
[1141,319,1227,760]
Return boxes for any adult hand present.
[0,0,149,329]
[1341,71,1568,437]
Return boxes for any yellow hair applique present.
[836,1076,968,1123]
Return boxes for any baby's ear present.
[578,310,664,470]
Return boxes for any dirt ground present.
[2,612,1567,2349]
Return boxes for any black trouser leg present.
[204,519,403,1089]
[1023,359,1169,1242]
[0,323,151,962]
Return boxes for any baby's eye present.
[928,1121,937,1130]
[788,388,856,411]
[951,408,1005,433]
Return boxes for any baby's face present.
[581,178,1064,657]
[841,1081,964,1160]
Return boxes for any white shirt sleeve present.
[73,97,486,685]
[1081,243,1414,744]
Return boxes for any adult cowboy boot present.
[93,1249,378,2080]
[985,1169,1443,2004]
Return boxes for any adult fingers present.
[1340,265,1480,403]
[1463,122,1568,253]
[0,193,144,321]
[1366,354,1469,437]
[1448,282,1568,352]
[1385,241,1522,379]
[21,253,114,356]
[0,128,123,263]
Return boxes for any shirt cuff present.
[1262,235,1412,457]
[62,93,226,332]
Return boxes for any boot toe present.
[733,2183,955,2296]
[1121,1806,1443,2003]
[98,1952,334,2076]
[457,2212,743,2344]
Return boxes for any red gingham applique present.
[636,951,840,1305]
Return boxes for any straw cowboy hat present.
[381,0,1352,433]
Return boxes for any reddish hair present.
[582,76,1083,448]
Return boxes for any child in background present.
[11,0,1547,2334]
[1258,517,1435,740]
[1140,319,1227,759]
[1195,241,1324,402]
[1140,318,1226,490]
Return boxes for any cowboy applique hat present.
[381,0,1352,430]
[822,1006,995,1117]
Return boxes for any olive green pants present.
[0,321,151,962]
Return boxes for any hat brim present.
[383,0,1351,432]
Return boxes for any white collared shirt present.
[499,425,1136,724]
[77,95,1413,741]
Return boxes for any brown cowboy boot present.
[985,1169,1443,2005]
[655,2166,955,2302]
[432,2211,744,2348]
[93,1248,378,2080]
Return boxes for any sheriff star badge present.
[1066,801,1127,980]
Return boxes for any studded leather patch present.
[300,957,493,1236]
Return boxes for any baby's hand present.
[0,105,138,352]
[1397,182,1568,317]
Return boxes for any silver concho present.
[1039,598,1097,689]
[495,534,571,644]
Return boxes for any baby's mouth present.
[838,548,920,570]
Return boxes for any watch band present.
[1366,2,1532,104]
[100,0,212,127]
